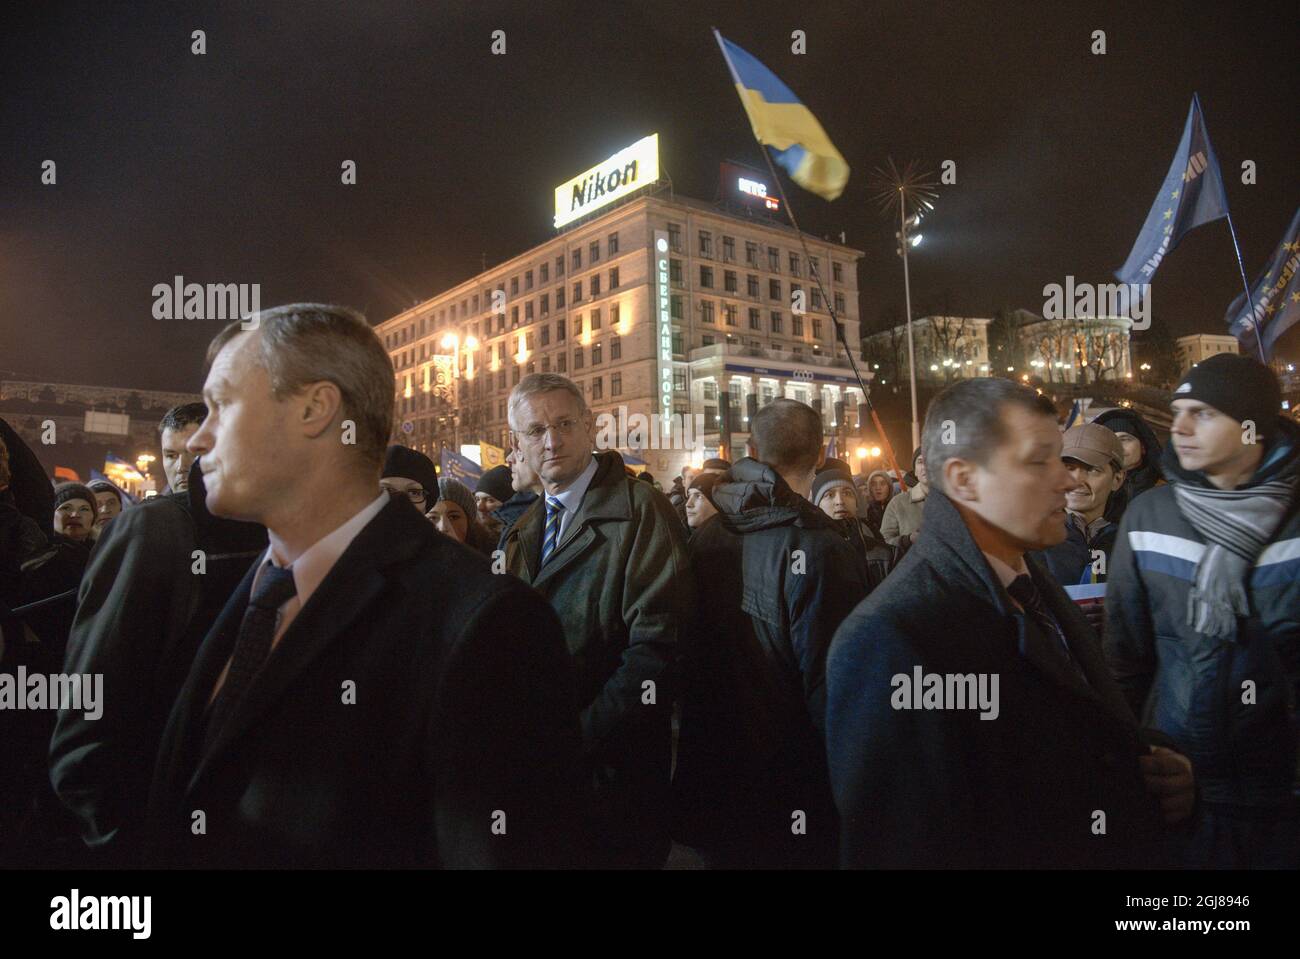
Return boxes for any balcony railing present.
[687,341,862,372]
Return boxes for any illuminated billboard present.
[554,134,660,228]
[720,160,780,213]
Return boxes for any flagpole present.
[712,28,908,484]
[1195,93,1266,364]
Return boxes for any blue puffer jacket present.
[1104,418,1300,809]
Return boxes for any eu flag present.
[714,31,849,201]
[1114,96,1230,293]
[439,448,482,486]
[1226,206,1300,361]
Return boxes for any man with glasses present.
[503,373,693,867]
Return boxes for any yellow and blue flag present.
[1226,205,1300,362]
[714,31,849,201]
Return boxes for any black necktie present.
[1007,573,1088,684]
[203,563,297,752]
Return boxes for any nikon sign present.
[554,134,659,228]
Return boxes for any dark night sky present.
[2,0,1296,393]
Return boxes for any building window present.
[700,265,714,288]
[813,318,824,339]
[557,352,567,373]
[703,381,718,400]
[497,370,506,390]
[511,305,519,327]
[834,292,846,314]
[574,313,583,336]
[699,230,713,257]
[724,270,737,293]
[573,348,584,370]
[542,355,551,373]
[608,232,619,256]
[832,261,843,282]
[591,308,602,330]
[572,281,581,302]
[512,367,520,386]
[789,253,801,276]
[470,296,477,315]
[540,262,549,283]
[809,256,820,278]
[722,235,735,261]
[556,255,564,277]
[525,270,533,291]
[591,376,603,400]
[591,273,601,296]
[525,332,535,351]
[670,259,683,284]
[747,274,759,297]
[811,288,822,309]
[701,301,715,323]
[497,342,507,363]
[674,369,687,391]
[671,295,683,320]
[611,372,622,396]
[702,334,715,346]
[769,279,781,300]
[749,307,761,330]
[510,277,519,296]
[525,300,534,321]
[541,292,550,316]
[745,241,759,266]
[771,311,783,333]
[610,335,621,360]
[609,266,619,289]
[589,241,600,264]
[768,247,780,271]
[668,222,682,251]
[724,303,738,326]
[672,331,684,354]
[592,342,602,365]
[792,315,804,336]
[556,286,566,309]
[540,324,550,346]
[557,318,567,341]
[572,249,581,271]
[610,303,619,327]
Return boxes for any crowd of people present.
[1,302,1296,869]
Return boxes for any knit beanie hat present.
[437,478,478,518]
[53,482,97,517]
[382,445,440,504]
[811,467,857,509]
[1173,353,1282,437]
[475,465,513,503]
[687,470,721,507]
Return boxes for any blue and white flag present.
[1114,96,1230,300]
[1226,206,1300,362]
[439,448,482,486]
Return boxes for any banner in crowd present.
[479,442,506,469]
[1226,205,1300,361]
[440,448,482,485]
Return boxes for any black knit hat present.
[381,445,440,504]
[811,467,857,509]
[476,464,513,503]
[1173,353,1282,437]
[53,481,97,517]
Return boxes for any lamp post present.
[439,332,479,451]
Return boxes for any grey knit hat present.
[437,478,478,518]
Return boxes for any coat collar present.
[179,496,431,792]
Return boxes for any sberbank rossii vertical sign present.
[554,134,659,228]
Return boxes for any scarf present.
[1164,433,1299,639]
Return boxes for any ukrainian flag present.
[714,31,849,201]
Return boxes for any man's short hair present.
[206,304,394,467]
[507,372,587,431]
[158,402,208,436]
[922,378,1057,495]
[749,398,824,474]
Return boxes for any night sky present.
[3,0,1296,393]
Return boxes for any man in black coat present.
[50,459,266,863]
[675,399,869,868]
[144,305,583,868]
[827,378,1196,868]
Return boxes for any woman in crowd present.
[428,478,497,555]
[861,469,894,538]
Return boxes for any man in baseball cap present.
[1038,423,1126,589]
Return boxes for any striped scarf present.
[1169,477,1295,639]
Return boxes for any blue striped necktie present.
[541,496,565,565]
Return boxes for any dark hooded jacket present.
[1094,408,1163,522]
[673,457,869,867]
[1105,417,1300,819]
[492,489,538,553]
[49,460,267,862]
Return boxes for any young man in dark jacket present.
[828,378,1196,869]
[1106,354,1299,868]
[674,399,869,868]
[811,465,893,589]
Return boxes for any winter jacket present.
[881,481,926,547]
[1105,418,1300,812]
[673,457,870,867]
[1037,512,1119,587]
[492,490,538,553]
[1094,408,1164,523]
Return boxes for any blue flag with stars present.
[1114,96,1230,296]
[1226,205,1300,361]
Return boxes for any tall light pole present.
[439,332,479,452]
[871,159,937,453]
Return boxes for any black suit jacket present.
[826,490,1171,869]
[145,496,584,868]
